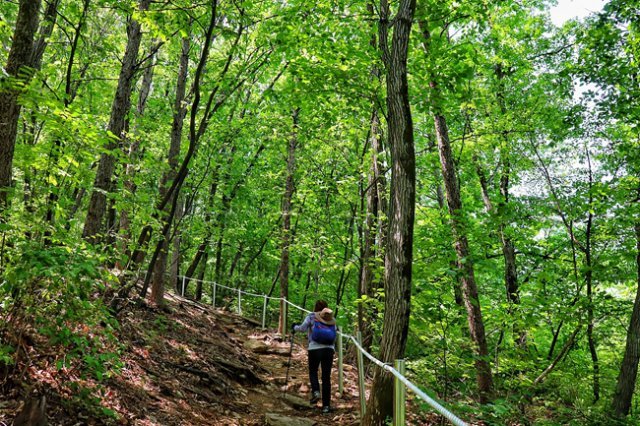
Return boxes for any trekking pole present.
[283,332,295,396]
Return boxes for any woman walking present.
[292,300,337,413]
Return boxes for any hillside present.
[1,293,367,425]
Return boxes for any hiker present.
[292,300,337,413]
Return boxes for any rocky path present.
[222,314,362,426]
[2,292,441,425]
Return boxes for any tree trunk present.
[31,0,60,70]
[358,1,384,352]
[0,0,41,211]
[612,218,640,416]
[83,0,151,243]
[362,0,416,422]
[24,0,60,219]
[168,197,184,294]
[119,37,161,256]
[228,242,243,279]
[585,146,599,402]
[214,221,226,284]
[133,0,220,307]
[336,203,356,315]
[150,34,190,305]
[182,172,220,294]
[495,63,524,346]
[359,110,381,352]
[278,108,299,336]
[475,158,524,345]
[435,113,493,402]
[44,0,86,234]
[195,251,208,301]
[534,325,582,386]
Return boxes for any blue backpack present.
[311,319,336,344]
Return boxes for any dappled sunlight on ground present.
[1,292,446,425]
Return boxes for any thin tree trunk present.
[126,0,219,308]
[150,34,190,305]
[435,112,493,402]
[241,222,278,278]
[433,141,462,306]
[228,242,243,279]
[83,0,151,242]
[31,0,60,70]
[214,221,226,283]
[585,146,599,402]
[475,157,524,345]
[168,196,184,293]
[373,123,388,274]
[44,0,87,234]
[119,38,161,256]
[495,63,524,346]
[362,0,416,422]
[336,203,356,316]
[0,0,41,212]
[278,108,299,336]
[359,110,381,352]
[23,0,60,229]
[358,1,383,352]
[195,251,208,301]
[534,325,582,386]
[183,171,220,294]
[420,16,492,400]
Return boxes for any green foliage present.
[0,232,121,381]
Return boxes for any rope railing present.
[177,275,467,426]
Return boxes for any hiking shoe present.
[322,406,331,414]
[310,391,320,404]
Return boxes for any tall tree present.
[420,11,493,401]
[435,112,493,401]
[83,0,151,242]
[150,34,190,305]
[278,107,299,335]
[0,0,42,211]
[577,0,640,415]
[359,108,382,351]
[138,0,221,302]
[362,0,416,422]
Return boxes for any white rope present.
[345,333,466,426]
[177,275,467,426]
[181,276,281,300]
[282,298,312,314]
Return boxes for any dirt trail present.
[0,293,362,425]
[238,327,361,426]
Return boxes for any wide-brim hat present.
[314,308,336,325]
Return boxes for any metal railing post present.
[212,282,217,308]
[237,288,242,315]
[394,359,406,426]
[181,276,186,297]
[338,326,344,396]
[356,331,366,417]
[262,295,268,329]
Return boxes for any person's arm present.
[294,313,313,332]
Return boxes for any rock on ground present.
[265,412,317,426]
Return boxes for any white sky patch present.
[550,0,606,26]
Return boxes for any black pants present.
[308,348,334,407]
